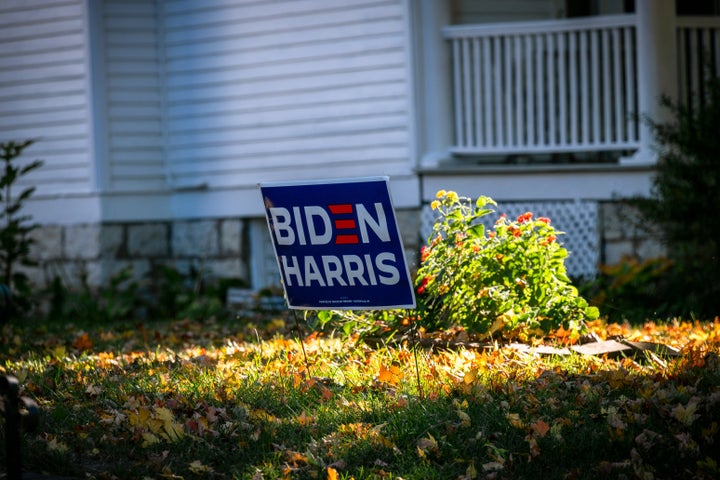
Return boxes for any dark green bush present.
[582,255,674,323]
[0,140,43,320]
[623,71,720,319]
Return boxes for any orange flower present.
[537,216,551,225]
[517,212,533,223]
[540,235,556,246]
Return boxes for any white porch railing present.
[677,17,720,109]
[443,15,640,156]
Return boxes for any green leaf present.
[20,159,43,175]
[467,223,485,239]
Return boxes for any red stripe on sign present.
[335,234,359,244]
[328,204,353,214]
[334,219,356,229]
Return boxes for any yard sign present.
[260,177,416,310]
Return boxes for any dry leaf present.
[456,409,471,427]
[72,332,93,351]
[506,413,524,429]
[378,364,404,386]
[530,419,550,438]
[672,401,698,426]
[296,411,315,426]
[189,460,214,474]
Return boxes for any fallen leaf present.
[296,411,315,426]
[142,432,160,447]
[189,460,214,474]
[482,461,504,472]
[72,332,93,351]
[47,438,69,453]
[463,368,478,384]
[530,419,550,438]
[156,407,184,442]
[672,401,698,426]
[378,364,404,386]
[417,433,439,458]
[85,384,102,396]
[506,413,524,429]
[456,409,471,427]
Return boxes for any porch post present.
[414,0,453,168]
[622,0,677,165]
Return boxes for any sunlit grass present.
[1,316,720,479]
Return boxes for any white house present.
[1,0,717,291]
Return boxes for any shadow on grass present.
[2,316,719,479]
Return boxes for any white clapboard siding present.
[160,0,412,188]
[169,143,410,175]
[0,0,93,196]
[102,0,166,192]
[455,0,558,24]
[167,67,406,108]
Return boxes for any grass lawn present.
[1,315,719,479]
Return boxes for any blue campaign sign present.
[259,177,416,310]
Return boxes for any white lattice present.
[421,200,599,278]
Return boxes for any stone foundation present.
[599,201,665,266]
[27,219,251,290]
[24,202,658,292]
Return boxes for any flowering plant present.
[416,190,598,340]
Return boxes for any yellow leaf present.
[378,364,404,386]
[489,313,509,335]
[672,401,698,426]
[506,413,524,429]
[142,432,160,447]
[463,368,478,384]
[327,466,339,480]
[456,409,471,427]
[155,407,174,423]
[417,433,439,457]
[135,407,183,442]
[127,407,152,429]
[296,411,315,426]
[284,449,308,467]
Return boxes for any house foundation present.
[25,201,660,294]
[27,219,251,292]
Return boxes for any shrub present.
[318,191,598,342]
[414,191,597,340]
[582,255,674,324]
[628,71,720,318]
[0,140,43,320]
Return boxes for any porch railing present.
[443,15,639,156]
[677,17,720,110]
[444,15,720,158]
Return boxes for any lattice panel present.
[421,200,599,278]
